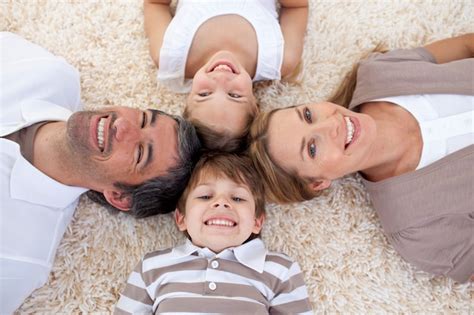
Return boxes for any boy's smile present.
[175,174,264,253]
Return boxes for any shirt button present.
[211,260,219,269]
[209,282,217,291]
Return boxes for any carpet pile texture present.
[2,0,473,313]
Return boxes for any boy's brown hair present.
[177,152,265,220]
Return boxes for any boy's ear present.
[103,190,132,211]
[308,179,331,192]
[252,214,265,234]
[174,209,187,231]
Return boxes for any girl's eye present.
[308,141,317,159]
[304,107,312,123]
[198,92,211,97]
[228,93,241,98]
[137,145,144,164]
[141,111,147,128]
[232,197,244,202]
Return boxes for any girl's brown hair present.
[249,45,387,203]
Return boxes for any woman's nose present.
[114,117,140,142]
[313,115,339,139]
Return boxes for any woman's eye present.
[198,92,211,97]
[141,111,147,128]
[137,145,144,164]
[304,107,312,123]
[198,195,211,200]
[228,93,241,98]
[308,141,317,158]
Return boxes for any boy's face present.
[175,173,264,253]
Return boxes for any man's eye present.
[137,145,143,164]
[304,107,312,123]
[228,93,241,98]
[141,111,147,128]
[308,141,317,158]
[198,92,211,97]
[232,197,245,202]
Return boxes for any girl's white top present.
[157,0,284,93]
[375,94,473,169]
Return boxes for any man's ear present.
[252,214,265,234]
[103,190,132,211]
[308,179,331,192]
[174,209,187,231]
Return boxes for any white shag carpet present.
[2,0,473,313]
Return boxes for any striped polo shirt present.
[115,238,313,314]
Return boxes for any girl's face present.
[267,102,377,190]
[187,51,256,137]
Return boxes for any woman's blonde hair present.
[249,45,388,204]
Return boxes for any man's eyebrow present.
[150,110,158,126]
[143,143,154,171]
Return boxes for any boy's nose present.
[212,197,231,209]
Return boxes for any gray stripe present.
[155,282,269,308]
[266,254,293,269]
[156,297,268,313]
[143,258,208,285]
[271,298,313,314]
[143,247,173,261]
[276,272,307,295]
[113,307,131,315]
[121,283,153,306]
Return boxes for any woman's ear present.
[308,179,331,191]
[103,190,132,211]
[174,209,187,231]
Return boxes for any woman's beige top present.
[349,47,474,282]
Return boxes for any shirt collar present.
[171,238,267,273]
[8,140,87,208]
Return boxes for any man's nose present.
[114,117,140,142]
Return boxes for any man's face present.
[66,106,179,193]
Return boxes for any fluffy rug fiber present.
[2,0,473,313]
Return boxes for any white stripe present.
[128,271,147,289]
[143,253,198,272]
[270,285,309,306]
[115,294,152,313]
[155,292,265,308]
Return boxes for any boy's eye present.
[228,93,241,98]
[197,195,211,200]
[232,197,245,202]
[198,92,211,97]
[141,111,147,128]
[304,107,312,123]
[308,141,317,159]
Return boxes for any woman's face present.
[267,102,377,188]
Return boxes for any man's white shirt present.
[0,32,87,314]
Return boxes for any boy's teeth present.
[206,219,235,227]
[97,118,106,150]
[345,116,354,145]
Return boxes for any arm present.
[269,261,313,314]
[424,33,474,64]
[278,0,308,79]
[143,0,172,67]
[114,260,153,315]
